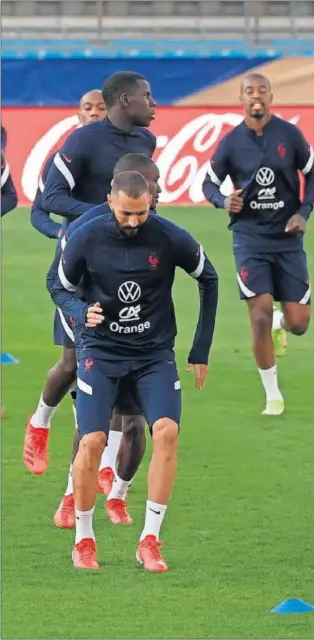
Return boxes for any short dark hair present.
[102,71,145,108]
[113,153,156,176]
[111,171,150,199]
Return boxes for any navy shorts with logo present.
[53,308,76,348]
[76,357,181,437]
[234,248,311,304]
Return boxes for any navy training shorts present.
[76,357,181,437]
[234,248,311,304]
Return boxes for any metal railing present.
[2,0,314,44]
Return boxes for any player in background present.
[31,89,106,239]
[24,72,156,490]
[203,73,313,415]
[51,171,218,571]
[42,71,156,217]
[49,153,161,529]
[24,90,106,479]
[1,150,18,216]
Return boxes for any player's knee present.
[289,317,310,336]
[80,432,106,467]
[152,418,179,452]
[252,310,272,339]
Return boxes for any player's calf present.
[137,418,178,573]
[72,432,106,569]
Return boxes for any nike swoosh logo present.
[149,508,161,515]
[62,154,72,163]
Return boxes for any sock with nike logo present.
[140,500,167,541]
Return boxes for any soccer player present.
[1,151,18,216]
[50,153,161,528]
[203,73,313,415]
[24,90,107,481]
[50,170,218,571]
[24,74,155,481]
[42,71,156,217]
[31,89,106,239]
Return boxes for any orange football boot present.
[72,538,100,569]
[97,467,115,495]
[106,498,133,525]
[53,494,75,529]
[136,535,169,572]
[23,417,49,474]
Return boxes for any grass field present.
[2,206,314,640]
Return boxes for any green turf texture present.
[2,207,314,639]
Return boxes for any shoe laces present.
[61,495,74,514]
[110,499,128,515]
[30,428,48,457]
[77,538,95,560]
[142,535,163,559]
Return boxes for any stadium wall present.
[2,57,271,106]
[3,106,313,206]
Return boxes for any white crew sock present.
[258,365,283,402]
[272,309,284,331]
[30,394,58,428]
[107,474,131,501]
[75,506,95,544]
[99,430,122,472]
[72,404,77,429]
[140,500,168,541]
[64,464,73,496]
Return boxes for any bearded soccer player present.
[203,73,313,416]
[24,72,156,484]
[51,171,218,572]
[47,154,161,529]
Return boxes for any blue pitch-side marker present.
[271,598,314,614]
[1,353,19,364]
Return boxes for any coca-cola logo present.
[21,111,300,204]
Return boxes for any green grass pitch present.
[2,207,314,639]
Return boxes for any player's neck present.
[106,109,133,133]
[244,112,272,136]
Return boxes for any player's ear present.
[77,111,82,123]
[107,194,112,209]
[269,93,273,105]
[120,93,129,108]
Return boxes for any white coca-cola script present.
[22,112,300,204]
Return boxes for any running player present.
[24,72,156,482]
[49,153,160,529]
[31,89,106,238]
[203,73,314,415]
[51,170,218,571]
[24,91,107,484]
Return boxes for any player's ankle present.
[140,500,167,541]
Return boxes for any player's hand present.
[285,214,307,236]
[224,189,243,214]
[189,364,208,390]
[85,302,105,327]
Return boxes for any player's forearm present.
[1,190,18,216]
[50,276,87,323]
[188,260,218,364]
[43,183,94,218]
[298,172,314,220]
[202,175,225,209]
[31,207,61,239]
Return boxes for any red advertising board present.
[2,106,314,206]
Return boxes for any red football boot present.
[136,535,169,572]
[97,467,115,495]
[53,494,75,529]
[106,498,133,525]
[23,417,49,475]
[72,538,100,569]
